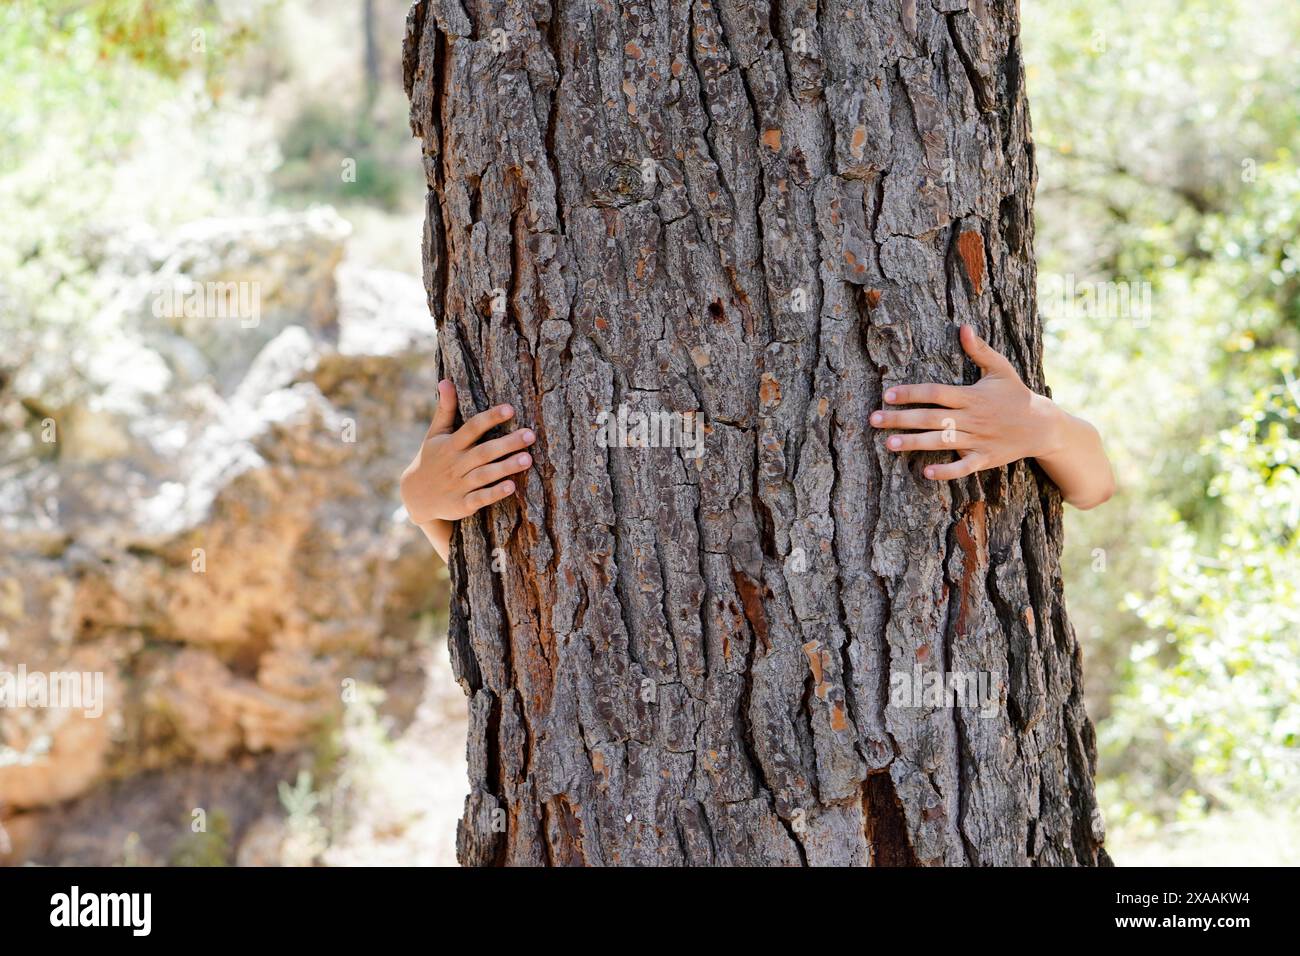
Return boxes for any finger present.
[870,408,959,431]
[883,383,969,408]
[464,479,517,513]
[884,431,972,452]
[465,452,533,489]
[923,453,986,481]
[426,379,458,438]
[454,403,515,449]
[465,427,536,470]
[960,325,1014,376]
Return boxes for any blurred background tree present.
[1025,0,1300,860]
[1,0,1296,864]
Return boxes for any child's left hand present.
[868,325,1115,509]
[869,325,1058,481]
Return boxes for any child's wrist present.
[416,517,452,561]
[1029,394,1069,461]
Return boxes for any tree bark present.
[403,0,1110,866]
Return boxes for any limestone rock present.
[0,210,445,838]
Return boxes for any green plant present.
[169,809,233,866]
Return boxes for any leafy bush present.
[1026,0,1300,830]
[0,1,278,411]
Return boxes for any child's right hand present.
[400,379,536,524]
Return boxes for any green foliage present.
[0,0,279,410]
[278,770,330,866]
[169,809,233,866]
[274,101,410,211]
[1104,384,1300,820]
[1025,0,1300,830]
[5,0,272,85]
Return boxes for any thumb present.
[960,325,1012,376]
[426,379,458,437]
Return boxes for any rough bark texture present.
[404,0,1110,866]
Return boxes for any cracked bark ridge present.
[404,0,1110,867]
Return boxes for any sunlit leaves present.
[1026,0,1300,827]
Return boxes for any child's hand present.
[870,325,1056,480]
[868,325,1115,508]
[400,379,536,527]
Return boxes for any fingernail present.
[521,429,535,442]
[885,390,897,402]
[503,481,515,493]
[870,412,883,425]
[888,436,902,449]
[924,467,935,479]
[500,405,514,418]
[517,454,531,466]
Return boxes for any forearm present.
[1034,398,1116,510]
[417,517,453,564]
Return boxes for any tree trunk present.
[403,0,1110,866]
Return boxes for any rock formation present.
[0,209,445,863]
